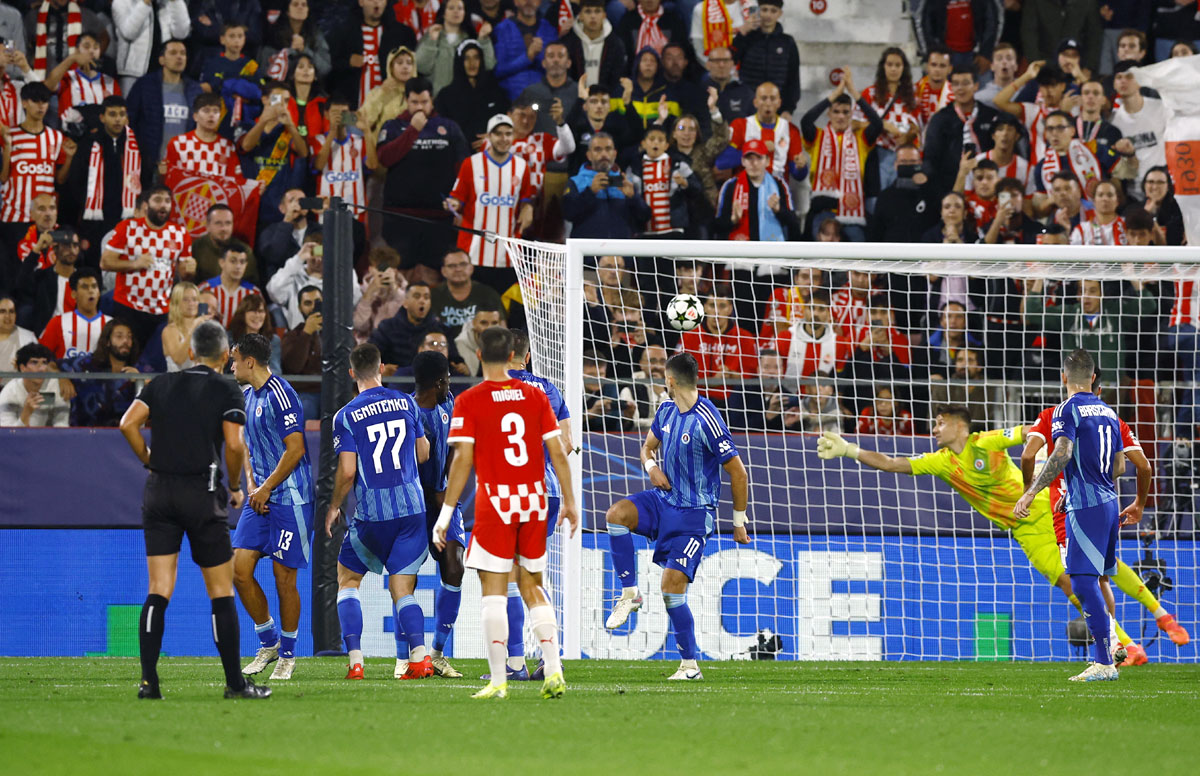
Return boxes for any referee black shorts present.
[142,473,233,568]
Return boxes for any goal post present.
[503,236,1200,663]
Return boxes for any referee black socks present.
[138,594,169,690]
[211,596,246,691]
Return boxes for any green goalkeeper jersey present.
[907,425,1048,530]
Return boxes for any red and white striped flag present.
[557,0,574,35]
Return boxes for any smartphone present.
[998,191,1012,208]
[963,142,978,156]
[197,302,209,316]
[271,93,284,106]
[39,391,54,402]
[342,110,357,125]
[312,299,323,315]
[50,229,70,242]
[313,245,324,258]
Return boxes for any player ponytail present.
[478,326,514,365]
[349,342,382,380]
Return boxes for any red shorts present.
[464,482,549,574]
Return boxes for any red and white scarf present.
[359,24,384,108]
[642,154,673,234]
[743,115,790,178]
[84,127,141,221]
[394,0,440,40]
[0,76,21,127]
[33,1,81,80]
[814,126,866,225]
[955,102,981,152]
[701,0,747,55]
[1039,138,1102,195]
[636,7,669,55]
[556,0,575,35]
[266,49,289,80]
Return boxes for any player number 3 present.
[501,412,529,467]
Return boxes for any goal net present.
[502,237,1199,663]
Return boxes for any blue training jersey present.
[333,386,426,522]
[650,396,738,509]
[414,391,455,497]
[508,368,569,498]
[243,374,312,505]
[1051,391,1121,511]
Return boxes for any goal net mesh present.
[502,236,1199,663]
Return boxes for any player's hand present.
[649,466,672,491]
[432,513,451,551]
[229,488,245,511]
[733,524,751,544]
[561,501,580,537]
[1013,492,1034,521]
[816,431,857,460]
[248,483,272,515]
[1119,501,1144,526]
[325,507,343,537]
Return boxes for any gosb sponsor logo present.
[14,161,54,176]
[323,170,361,183]
[479,192,517,207]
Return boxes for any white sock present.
[621,586,639,599]
[1108,615,1119,647]
[480,595,508,684]
[507,656,526,671]
[410,645,428,662]
[529,605,562,677]
[1154,606,1168,619]
[681,658,698,670]
[348,649,363,666]
[432,649,443,658]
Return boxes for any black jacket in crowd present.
[921,99,1000,197]
[732,24,801,115]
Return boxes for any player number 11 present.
[1099,424,1113,475]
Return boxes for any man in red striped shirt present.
[40,266,110,359]
[675,294,758,401]
[201,246,261,327]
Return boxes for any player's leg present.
[605,492,660,629]
[426,501,465,676]
[1066,506,1121,682]
[384,515,434,679]
[463,510,520,698]
[268,503,314,676]
[528,496,562,681]
[1110,558,1190,645]
[662,569,702,680]
[232,503,280,673]
[138,553,178,699]
[514,515,564,699]
[504,570,527,674]
[336,564,367,679]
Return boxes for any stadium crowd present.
[0,0,1197,444]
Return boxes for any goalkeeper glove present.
[817,431,860,461]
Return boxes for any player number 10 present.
[501,412,529,467]
[1099,424,1113,475]
[366,419,407,474]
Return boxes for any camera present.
[963,142,978,156]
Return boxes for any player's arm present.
[1120,448,1151,526]
[325,451,357,536]
[118,399,151,466]
[434,440,475,550]
[248,431,306,514]
[641,429,672,490]
[1020,433,1046,488]
[1015,437,1073,519]
[1114,450,1126,478]
[223,420,247,510]
[723,455,751,544]
[416,434,430,464]
[546,432,579,537]
[816,431,912,474]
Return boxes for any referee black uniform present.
[130,362,269,699]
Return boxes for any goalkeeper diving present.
[816,404,1131,658]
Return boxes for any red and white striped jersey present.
[784,321,850,378]
[393,0,440,39]
[359,24,384,108]
[202,277,260,327]
[858,85,920,151]
[448,151,535,268]
[507,132,563,193]
[53,273,75,316]
[1070,216,1126,246]
[317,134,367,220]
[58,68,120,118]
[0,126,64,222]
[164,131,243,180]
[641,154,673,234]
[0,77,23,128]
[39,309,111,358]
[108,217,194,315]
[1016,101,1050,164]
[1169,281,1200,328]
[965,149,1029,192]
[830,286,876,345]
[18,223,58,271]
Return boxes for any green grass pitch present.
[2,658,1198,775]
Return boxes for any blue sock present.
[396,595,426,655]
[607,524,637,588]
[432,581,462,653]
[280,630,298,659]
[1074,574,1113,665]
[336,588,362,654]
[254,616,279,648]
[506,583,526,659]
[664,593,697,661]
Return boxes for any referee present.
[118,320,270,700]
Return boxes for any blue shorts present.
[546,495,561,537]
[628,489,714,582]
[340,514,429,576]
[425,500,466,562]
[1065,502,1119,577]
[232,501,314,569]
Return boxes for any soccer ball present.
[665,294,705,332]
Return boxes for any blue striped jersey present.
[649,397,738,509]
[333,386,426,521]
[508,368,569,498]
[242,374,312,505]
[1051,391,1121,510]
[414,392,455,496]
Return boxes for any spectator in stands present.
[562,0,628,94]
[198,23,257,131]
[126,40,201,191]
[268,233,361,329]
[281,284,322,420]
[1049,172,1091,232]
[976,42,1018,107]
[801,382,849,433]
[380,77,468,276]
[624,125,702,237]
[857,385,914,435]
[1139,166,1184,246]
[159,281,209,371]
[860,47,920,193]
[49,32,122,128]
[1022,0,1102,73]
[518,41,578,136]
[39,266,108,359]
[1070,179,1126,245]
[919,0,999,70]
[414,0,496,96]
[0,342,68,427]
[923,65,999,197]
[730,81,805,182]
[784,289,849,382]
[10,193,60,301]
[193,204,257,284]
[1098,6,1152,73]
[200,245,260,328]
[352,246,406,344]
[583,346,633,431]
[1028,110,1110,217]
[16,225,78,336]
[370,281,445,373]
[257,188,320,284]
[563,132,652,239]
[801,71,881,241]
[676,293,758,402]
[227,294,281,375]
[620,341,669,429]
[626,48,669,134]
[492,0,557,101]
[670,89,728,213]
[0,295,35,382]
[327,0,397,107]
[239,81,310,225]
[659,42,710,136]
[362,46,416,137]
[1170,40,1198,59]
[732,0,800,120]
[758,265,821,354]
[982,177,1041,244]
[608,304,653,378]
[868,144,940,243]
[956,158,999,226]
[925,301,983,379]
[163,92,244,181]
[615,0,687,63]
[923,191,978,244]
[727,347,802,433]
[0,6,25,83]
[1110,60,1167,202]
[842,305,912,407]
[914,46,952,125]
[567,82,634,172]
[830,269,879,348]
[434,40,511,152]
[22,0,109,82]
[429,248,503,339]
[687,0,752,66]
[701,46,752,123]
[191,1,265,61]
[111,0,191,94]
[259,0,331,80]
[714,139,798,240]
[1076,79,1124,160]
[930,347,988,424]
[62,319,146,427]
[455,304,506,376]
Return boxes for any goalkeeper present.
[817,404,1128,655]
